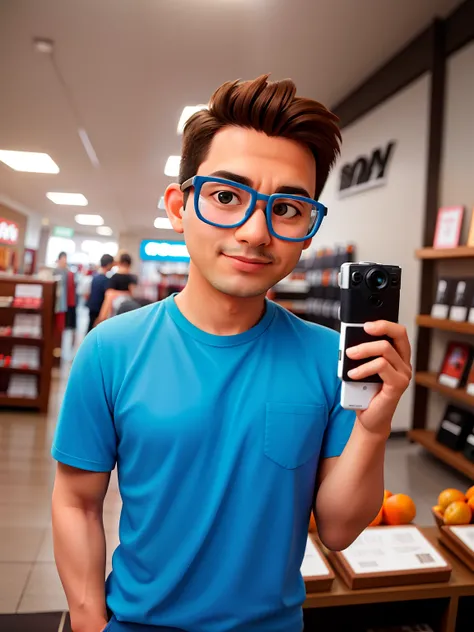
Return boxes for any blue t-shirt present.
[52,296,355,632]
[87,273,110,313]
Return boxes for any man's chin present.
[210,278,270,299]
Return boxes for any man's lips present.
[221,253,272,272]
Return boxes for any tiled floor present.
[0,308,471,626]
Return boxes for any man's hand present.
[346,321,412,438]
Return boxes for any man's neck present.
[175,265,266,336]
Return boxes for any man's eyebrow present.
[209,171,313,199]
[209,171,253,187]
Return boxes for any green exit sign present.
[53,226,74,238]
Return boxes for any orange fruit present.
[384,490,393,501]
[444,501,472,525]
[368,506,383,527]
[308,512,317,533]
[432,504,444,515]
[438,488,466,511]
[467,496,474,514]
[383,494,416,525]
[466,486,474,501]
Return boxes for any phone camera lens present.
[366,268,389,291]
[351,271,362,285]
[369,295,383,308]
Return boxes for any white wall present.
[427,42,474,429]
[317,75,431,430]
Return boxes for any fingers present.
[364,321,412,367]
[347,356,411,391]
[346,339,409,376]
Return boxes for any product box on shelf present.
[0,296,13,308]
[12,313,42,339]
[431,278,455,319]
[12,284,43,310]
[466,361,474,397]
[6,374,38,399]
[436,404,474,451]
[463,434,474,463]
[438,341,473,389]
[11,345,40,370]
[449,278,474,322]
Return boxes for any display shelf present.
[416,315,474,335]
[415,371,474,408]
[415,246,474,260]
[0,366,41,376]
[0,277,55,413]
[407,429,474,480]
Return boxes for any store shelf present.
[415,371,474,408]
[0,396,41,409]
[415,246,474,260]
[0,366,41,376]
[0,336,43,345]
[0,306,44,314]
[416,315,474,335]
[407,429,474,479]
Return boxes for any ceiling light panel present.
[96,226,113,236]
[75,214,104,226]
[0,150,60,174]
[154,217,173,229]
[164,156,181,177]
[47,192,88,206]
[177,105,207,134]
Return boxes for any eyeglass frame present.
[180,175,328,243]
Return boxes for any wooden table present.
[303,527,474,632]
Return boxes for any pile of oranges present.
[368,490,417,527]
[433,486,474,525]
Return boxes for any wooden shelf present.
[0,336,43,346]
[0,396,41,409]
[0,366,41,376]
[417,315,474,335]
[407,429,474,479]
[415,246,474,259]
[0,305,44,313]
[415,371,474,408]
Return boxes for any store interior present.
[1,0,474,630]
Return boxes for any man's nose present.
[234,204,271,247]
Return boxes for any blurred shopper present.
[52,76,411,632]
[53,252,68,346]
[108,252,138,292]
[87,254,114,332]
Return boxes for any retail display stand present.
[326,526,451,590]
[0,276,56,413]
[301,534,335,593]
[439,525,474,572]
[410,245,474,479]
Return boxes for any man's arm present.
[315,321,412,551]
[52,464,110,632]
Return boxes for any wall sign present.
[140,240,190,262]
[0,218,19,245]
[339,141,396,198]
[53,226,75,238]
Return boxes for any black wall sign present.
[339,141,396,197]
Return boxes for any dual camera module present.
[351,266,398,308]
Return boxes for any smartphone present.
[337,262,402,410]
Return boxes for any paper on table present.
[341,526,448,574]
[450,526,474,553]
[301,536,330,577]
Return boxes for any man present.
[108,252,138,292]
[52,76,411,632]
[87,254,115,332]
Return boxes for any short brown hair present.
[180,75,341,199]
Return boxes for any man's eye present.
[213,191,240,205]
[273,203,299,218]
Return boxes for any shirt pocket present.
[264,403,326,469]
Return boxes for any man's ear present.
[164,184,185,234]
[302,237,312,251]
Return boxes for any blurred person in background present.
[108,252,138,292]
[51,76,411,632]
[87,254,115,332]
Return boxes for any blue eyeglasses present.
[180,176,327,242]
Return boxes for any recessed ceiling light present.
[0,150,60,174]
[154,217,173,230]
[75,214,104,226]
[177,105,207,134]
[164,155,181,177]
[157,196,165,210]
[96,226,113,236]
[47,192,88,206]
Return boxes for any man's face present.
[57,256,67,269]
[179,127,316,298]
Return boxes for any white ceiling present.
[0,0,462,241]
